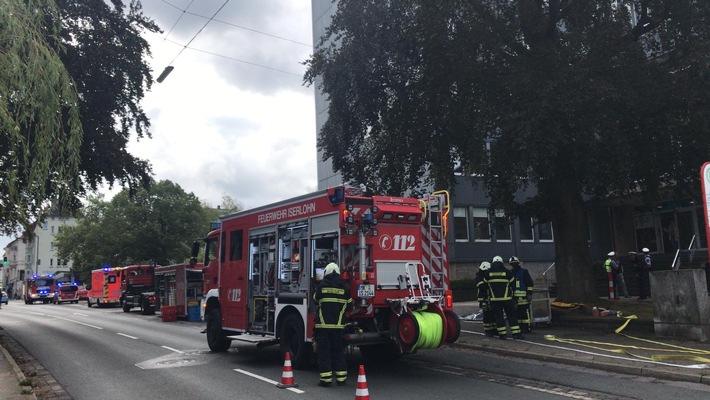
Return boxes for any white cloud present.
[128,0,317,209]
[3,0,319,248]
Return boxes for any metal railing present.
[542,262,556,287]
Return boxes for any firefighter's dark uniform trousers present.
[475,270,496,336]
[484,263,522,338]
[513,266,534,333]
[313,275,352,385]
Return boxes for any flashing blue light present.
[329,187,345,204]
[48,274,53,278]
[363,213,373,224]
[103,267,110,273]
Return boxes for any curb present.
[451,340,710,385]
[0,344,37,400]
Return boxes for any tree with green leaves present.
[1,0,159,235]
[1,0,82,234]
[305,1,710,302]
[55,180,213,283]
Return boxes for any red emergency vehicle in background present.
[53,283,80,304]
[197,186,460,368]
[120,264,157,315]
[24,274,56,304]
[88,267,123,307]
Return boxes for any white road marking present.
[161,346,184,354]
[51,315,103,329]
[234,369,305,394]
[515,384,595,400]
[117,333,139,340]
[73,313,88,317]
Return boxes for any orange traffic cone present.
[355,364,370,399]
[276,352,299,388]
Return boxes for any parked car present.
[53,284,80,304]
[1,291,8,305]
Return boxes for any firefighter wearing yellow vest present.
[475,261,496,337]
[483,256,524,340]
[509,256,534,333]
[313,262,352,387]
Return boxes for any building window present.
[51,226,55,234]
[538,220,554,241]
[473,208,491,241]
[453,207,469,242]
[50,258,53,266]
[493,210,511,241]
[519,216,535,241]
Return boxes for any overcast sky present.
[2,0,319,247]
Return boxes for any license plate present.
[357,284,375,298]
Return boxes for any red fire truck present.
[24,274,57,304]
[87,267,123,307]
[197,186,460,368]
[120,264,158,315]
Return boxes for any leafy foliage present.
[0,0,159,235]
[55,180,213,283]
[305,1,710,301]
[0,0,82,234]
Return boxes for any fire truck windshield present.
[31,279,54,287]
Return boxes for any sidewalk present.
[0,338,36,400]
[453,301,710,385]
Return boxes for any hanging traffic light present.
[2,256,7,267]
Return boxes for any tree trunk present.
[549,177,598,303]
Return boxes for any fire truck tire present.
[141,298,155,315]
[122,302,131,312]
[395,312,420,348]
[206,309,231,352]
[443,310,461,343]
[279,313,310,370]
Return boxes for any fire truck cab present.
[198,186,460,368]
[24,274,56,304]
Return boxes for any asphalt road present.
[1,301,710,400]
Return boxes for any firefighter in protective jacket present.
[483,256,524,340]
[313,262,352,387]
[510,256,534,333]
[475,261,496,336]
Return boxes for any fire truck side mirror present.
[191,241,201,258]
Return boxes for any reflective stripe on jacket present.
[483,263,514,301]
[313,274,351,329]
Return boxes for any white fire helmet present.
[479,261,491,271]
[324,262,340,275]
[492,255,503,263]
[642,248,650,253]
[509,256,520,264]
[607,251,615,257]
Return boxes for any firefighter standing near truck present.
[510,256,534,333]
[313,262,352,387]
[484,256,524,340]
[475,261,496,337]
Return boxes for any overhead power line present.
[161,0,312,48]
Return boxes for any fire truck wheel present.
[279,313,310,370]
[206,309,231,352]
[443,310,461,343]
[141,298,155,315]
[395,312,420,348]
[122,302,131,312]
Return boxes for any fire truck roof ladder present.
[422,190,449,292]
